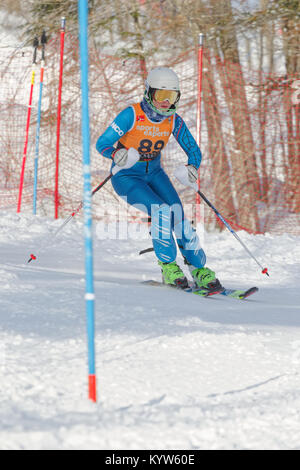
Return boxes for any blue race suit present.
[96,98,206,268]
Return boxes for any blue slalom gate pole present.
[78,0,97,402]
[33,31,47,215]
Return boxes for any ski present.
[220,286,259,300]
[142,279,222,297]
[142,280,225,298]
[142,280,258,300]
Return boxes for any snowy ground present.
[0,211,300,450]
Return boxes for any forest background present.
[0,0,299,234]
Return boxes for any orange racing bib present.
[118,103,174,161]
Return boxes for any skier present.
[96,66,222,294]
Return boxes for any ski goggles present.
[153,88,180,105]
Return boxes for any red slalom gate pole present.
[55,17,66,219]
[17,37,39,213]
[195,33,204,223]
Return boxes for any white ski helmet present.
[144,67,181,116]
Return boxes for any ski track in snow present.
[0,212,300,450]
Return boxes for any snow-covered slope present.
[0,211,300,450]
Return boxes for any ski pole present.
[197,189,269,276]
[27,173,112,263]
[33,30,47,215]
[27,148,140,263]
[174,165,269,277]
[17,36,39,213]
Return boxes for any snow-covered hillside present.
[0,211,300,450]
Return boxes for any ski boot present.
[190,266,224,296]
[158,260,189,289]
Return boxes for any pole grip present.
[41,30,47,62]
[33,36,39,64]
[199,33,204,46]
[41,30,47,45]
